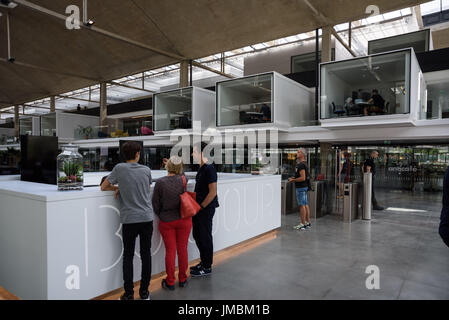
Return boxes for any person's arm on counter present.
[101,167,119,199]
[101,178,119,199]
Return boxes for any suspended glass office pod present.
[320,48,425,128]
[41,112,100,140]
[19,117,40,136]
[216,72,315,129]
[153,87,215,132]
[40,113,57,137]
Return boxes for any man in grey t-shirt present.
[101,142,153,300]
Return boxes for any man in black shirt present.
[364,89,385,116]
[440,167,449,247]
[288,149,311,231]
[190,142,219,277]
[363,150,384,211]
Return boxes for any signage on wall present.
[388,166,418,173]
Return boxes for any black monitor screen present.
[20,135,58,185]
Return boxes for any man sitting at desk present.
[260,104,271,122]
[364,89,385,116]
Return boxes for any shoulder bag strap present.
[181,175,187,192]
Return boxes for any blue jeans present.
[296,187,309,206]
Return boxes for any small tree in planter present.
[57,145,84,190]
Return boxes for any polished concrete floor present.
[151,190,449,300]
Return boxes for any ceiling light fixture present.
[84,19,95,27]
[0,0,18,9]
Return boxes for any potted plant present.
[57,145,84,190]
[76,126,93,139]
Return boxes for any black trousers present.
[192,207,215,269]
[371,176,379,207]
[122,221,153,295]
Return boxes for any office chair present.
[332,102,346,117]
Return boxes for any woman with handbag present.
[152,156,196,290]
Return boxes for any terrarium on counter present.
[57,145,84,191]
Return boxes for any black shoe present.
[120,293,134,300]
[190,263,202,272]
[179,279,188,288]
[162,279,175,291]
[373,205,385,211]
[139,290,150,300]
[190,266,212,277]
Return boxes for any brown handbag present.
[180,175,201,219]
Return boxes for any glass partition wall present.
[217,73,273,126]
[40,113,57,137]
[424,80,449,119]
[320,50,411,119]
[153,87,193,131]
[19,118,33,136]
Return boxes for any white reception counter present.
[0,171,281,300]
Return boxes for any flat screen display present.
[20,135,58,185]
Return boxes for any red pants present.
[158,217,192,286]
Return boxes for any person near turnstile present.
[288,149,311,231]
[362,150,384,211]
[338,151,352,198]
[439,166,449,247]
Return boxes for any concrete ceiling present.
[431,26,449,49]
[0,0,430,108]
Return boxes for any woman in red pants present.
[152,156,192,290]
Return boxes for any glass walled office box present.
[368,29,432,55]
[41,111,100,142]
[19,116,40,136]
[153,87,215,132]
[319,48,425,128]
[216,72,315,129]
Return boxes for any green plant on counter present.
[59,161,83,183]
[76,125,93,139]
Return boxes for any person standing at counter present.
[362,150,385,211]
[101,142,154,301]
[190,142,219,277]
[152,156,192,290]
[289,149,311,231]
[440,166,449,248]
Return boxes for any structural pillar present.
[321,26,332,63]
[50,96,56,113]
[14,105,19,138]
[100,82,107,131]
[179,60,189,88]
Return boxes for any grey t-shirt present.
[107,162,154,224]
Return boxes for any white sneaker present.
[139,291,150,300]
[293,224,306,230]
